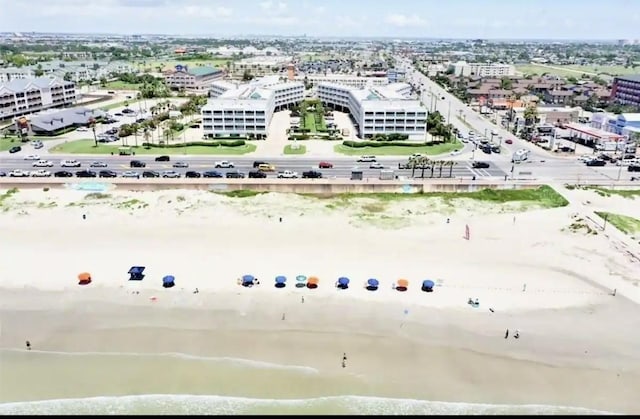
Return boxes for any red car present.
[505,139,513,144]
[318,161,333,169]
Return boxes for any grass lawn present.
[283,144,306,155]
[133,59,230,72]
[561,65,639,76]
[49,139,256,155]
[305,186,569,209]
[582,187,640,199]
[302,111,326,132]
[103,81,142,90]
[595,211,640,235]
[515,64,586,78]
[0,137,22,151]
[334,141,462,156]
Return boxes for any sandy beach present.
[1,186,640,414]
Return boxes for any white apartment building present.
[230,56,293,77]
[202,76,304,139]
[317,82,427,140]
[451,61,516,78]
[295,74,388,88]
[0,61,138,83]
[0,76,76,120]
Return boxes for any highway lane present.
[0,156,506,179]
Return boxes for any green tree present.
[34,64,44,77]
[242,69,254,81]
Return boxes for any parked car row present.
[0,169,327,179]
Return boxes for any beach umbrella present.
[162,275,175,288]
[367,278,379,287]
[422,279,435,292]
[396,279,409,292]
[307,276,319,289]
[242,275,254,284]
[275,275,287,284]
[295,275,307,288]
[337,277,350,289]
[78,272,92,285]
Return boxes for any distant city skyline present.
[1,0,639,40]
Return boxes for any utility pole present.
[447,101,451,125]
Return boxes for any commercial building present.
[451,61,515,78]
[26,107,106,136]
[610,75,640,107]
[202,76,304,139]
[387,69,407,83]
[230,57,293,78]
[0,76,76,120]
[295,74,388,88]
[163,65,225,92]
[317,82,427,140]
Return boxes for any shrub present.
[342,140,427,148]
[141,140,246,148]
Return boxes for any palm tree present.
[143,128,151,147]
[131,123,139,147]
[438,160,446,178]
[447,161,456,178]
[418,156,431,178]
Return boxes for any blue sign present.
[175,65,187,72]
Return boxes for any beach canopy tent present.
[337,277,350,289]
[296,275,307,288]
[242,275,255,287]
[366,278,379,291]
[307,276,319,289]
[275,275,287,289]
[162,275,175,288]
[422,280,435,292]
[128,266,146,281]
[396,279,409,292]
[78,272,92,285]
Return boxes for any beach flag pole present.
[464,224,470,240]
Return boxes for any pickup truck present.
[214,160,234,169]
[9,169,30,177]
[277,170,299,179]
[302,170,322,179]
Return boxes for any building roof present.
[0,76,71,94]
[30,107,106,132]
[620,113,640,122]
[188,66,222,77]
[319,82,425,112]
[616,74,640,83]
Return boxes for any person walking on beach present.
[612,288,617,297]
[342,353,347,368]
[514,330,520,339]
[82,213,86,220]
[25,340,31,350]
[522,283,527,292]
[504,329,509,339]
[301,296,305,304]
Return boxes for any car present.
[185,171,201,178]
[142,170,160,178]
[472,161,491,169]
[114,113,123,117]
[202,170,223,178]
[577,155,593,163]
[318,161,333,169]
[257,163,276,172]
[76,170,97,178]
[135,118,146,124]
[105,128,119,135]
[252,160,268,168]
[32,141,44,149]
[130,160,146,168]
[505,139,513,144]
[173,161,189,168]
[225,170,245,179]
[0,171,6,177]
[357,156,377,162]
[302,170,323,179]
[410,153,424,159]
[369,162,385,169]
[9,146,22,153]
[54,170,73,177]
[161,170,181,178]
[586,159,606,167]
[214,161,234,168]
[277,170,299,179]
[76,127,89,132]
[627,165,640,172]
[31,170,51,177]
[23,154,40,161]
[122,108,135,114]
[90,161,108,168]
[122,171,140,178]
[155,155,170,162]
[32,160,53,167]
[9,169,29,177]
[61,160,81,168]
[248,170,267,178]
[99,170,118,178]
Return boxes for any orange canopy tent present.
[78,272,92,285]
[307,276,319,289]
[396,279,409,292]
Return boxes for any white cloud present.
[314,6,326,15]
[385,14,427,27]
[259,0,288,14]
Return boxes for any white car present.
[76,127,89,132]
[23,154,40,161]
[90,161,108,168]
[9,169,29,177]
[32,160,54,167]
[31,170,51,177]
[369,162,385,169]
[121,171,140,178]
[61,160,81,168]
[161,170,181,178]
[214,161,234,169]
[357,155,377,162]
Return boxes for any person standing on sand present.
[342,353,347,368]
[504,329,509,339]
[522,283,527,292]
[301,296,304,304]
[25,341,31,350]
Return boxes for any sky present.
[0,0,639,39]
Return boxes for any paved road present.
[0,156,507,180]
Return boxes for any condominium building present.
[230,57,293,78]
[611,75,640,107]
[0,76,76,120]
[164,65,225,92]
[0,61,138,83]
[317,82,427,140]
[295,74,388,88]
[451,61,515,78]
[202,76,304,139]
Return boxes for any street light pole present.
[447,101,451,125]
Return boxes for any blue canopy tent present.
[422,279,435,293]
[295,275,307,288]
[337,277,350,290]
[128,266,145,281]
[242,275,255,287]
[366,278,379,291]
[275,275,287,289]
[163,275,175,288]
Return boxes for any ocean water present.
[0,350,617,415]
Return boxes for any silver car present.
[90,161,108,168]
[121,171,140,179]
[161,170,181,178]
[173,161,189,168]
